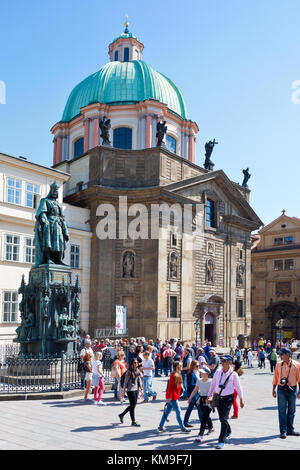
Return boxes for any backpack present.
[77,361,84,373]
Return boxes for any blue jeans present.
[143,376,156,401]
[183,394,202,426]
[155,360,163,376]
[159,400,184,429]
[181,372,188,398]
[277,386,297,434]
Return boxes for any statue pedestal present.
[15,263,81,357]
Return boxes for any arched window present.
[124,47,130,62]
[74,138,84,158]
[166,135,176,154]
[114,50,119,61]
[113,128,132,150]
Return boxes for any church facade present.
[0,22,263,347]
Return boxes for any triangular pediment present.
[259,214,300,234]
[164,170,263,229]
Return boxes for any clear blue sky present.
[1,0,299,226]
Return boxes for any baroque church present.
[47,23,262,346]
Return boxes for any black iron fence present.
[0,353,115,395]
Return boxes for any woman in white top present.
[92,352,105,405]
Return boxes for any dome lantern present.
[108,18,144,62]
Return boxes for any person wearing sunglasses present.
[118,358,143,427]
[183,360,202,428]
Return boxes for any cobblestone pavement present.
[1,361,300,450]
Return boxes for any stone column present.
[84,118,90,153]
[56,136,63,164]
[145,115,152,148]
[188,134,196,163]
[93,117,100,147]
[53,138,57,165]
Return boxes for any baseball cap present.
[199,366,211,375]
[278,348,292,356]
[221,355,233,363]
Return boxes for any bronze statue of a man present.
[34,181,69,266]
[99,116,111,146]
[242,168,251,187]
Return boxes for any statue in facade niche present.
[206,258,214,283]
[123,252,135,278]
[242,168,251,187]
[237,264,245,287]
[169,252,178,279]
[99,116,111,146]
[34,181,69,266]
[204,139,218,171]
[156,121,167,147]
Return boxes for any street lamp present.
[194,319,201,346]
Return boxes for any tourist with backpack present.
[118,358,143,427]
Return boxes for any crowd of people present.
[78,335,246,449]
[77,334,300,449]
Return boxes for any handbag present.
[212,372,234,410]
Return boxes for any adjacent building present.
[0,152,92,344]
[251,212,300,342]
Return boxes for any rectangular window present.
[274,260,283,271]
[170,296,178,318]
[206,199,216,228]
[171,233,178,247]
[25,183,40,208]
[6,178,22,205]
[285,259,294,270]
[4,235,20,261]
[284,236,294,245]
[24,238,35,264]
[274,238,283,245]
[70,245,80,269]
[237,299,243,318]
[3,291,18,323]
[239,250,243,260]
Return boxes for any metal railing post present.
[59,353,65,392]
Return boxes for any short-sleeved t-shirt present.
[142,359,154,377]
[92,360,103,375]
[196,378,212,397]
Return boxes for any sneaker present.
[215,442,225,450]
[287,431,300,436]
[207,427,215,435]
[157,426,167,433]
[131,421,141,427]
[98,400,106,406]
[225,432,232,441]
[280,433,287,439]
[141,399,149,403]
[195,435,203,443]
[118,414,124,424]
[152,394,157,400]
[184,424,193,428]
[181,427,191,433]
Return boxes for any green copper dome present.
[62,60,188,122]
